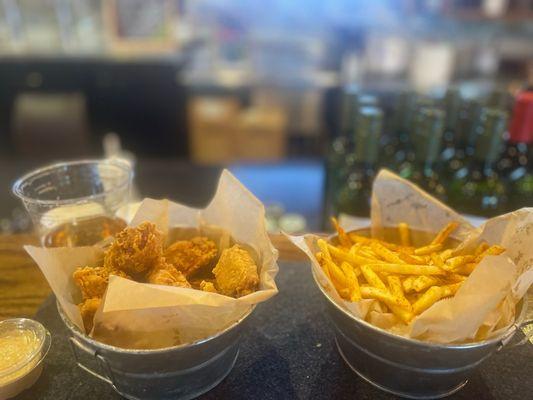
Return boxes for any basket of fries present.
[290,170,533,399]
[25,170,279,400]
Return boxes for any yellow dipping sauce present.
[0,319,50,400]
[0,329,41,385]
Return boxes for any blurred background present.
[0,0,532,232]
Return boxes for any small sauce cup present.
[0,319,51,400]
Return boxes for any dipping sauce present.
[0,319,50,400]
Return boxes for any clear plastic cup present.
[12,159,133,247]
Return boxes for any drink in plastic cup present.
[12,159,132,247]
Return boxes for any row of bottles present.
[324,87,533,221]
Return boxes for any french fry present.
[475,245,506,262]
[431,253,444,267]
[455,263,477,275]
[414,243,443,256]
[412,276,441,292]
[389,306,414,324]
[338,287,351,299]
[431,221,459,245]
[325,259,348,288]
[402,276,416,293]
[412,286,444,314]
[361,265,387,290]
[371,242,405,264]
[474,243,490,257]
[341,262,361,301]
[387,276,411,309]
[398,223,411,246]
[360,286,409,308]
[331,217,351,248]
[327,243,375,265]
[317,239,332,261]
[366,263,445,276]
[439,249,454,262]
[444,255,474,271]
[441,282,462,297]
[400,251,427,265]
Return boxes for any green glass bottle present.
[400,107,447,200]
[442,97,483,184]
[448,108,509,217]
[335,106,383,217]
[323,88,359,222]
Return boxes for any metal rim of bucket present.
[57,301,256,354]
[311,267,525,350]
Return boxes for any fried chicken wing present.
[104,222,163,275]
[212,245,259,297]
[146,258,191,288]
[164,237,217,277]
[73,266,130,300]
[79,297,101,332]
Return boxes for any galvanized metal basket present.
[58,302,255,400]
[313,227,533,399]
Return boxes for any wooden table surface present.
[0,233,306,320]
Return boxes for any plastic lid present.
[509,91,533,144]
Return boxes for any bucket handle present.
[69,337,116,385]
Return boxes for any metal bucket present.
[58,302,255,400]
[313,227,533,399]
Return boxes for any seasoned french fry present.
[325,259,347,288]
[361,265,387,290]
[431,253,444,267]
[331,217,351,247]
[317,239,332,261]
[474,243,490,257]
[441,282,462,297]
[402,276,416,293]
[338,287,351,299]
[475,245,506,262]
[341,262,361,301]
[387,276,411,309]
[431,221,459,245]
[412,275,441,292]
[371,242,405,264]
[398,223,411,246]
[455,263,477,275]
[444,255,474,271]
[327,243,375,265]
[400,251,427,265]
[366,263,445,276]
[389,305,414,324]
[412,286,444,314]
[439,249,454,262]
[414,243,443,256]
[360,286,409,308]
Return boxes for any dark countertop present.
[17,261,533,400]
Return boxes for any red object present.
[509,91,533,144]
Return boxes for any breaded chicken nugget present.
[200,280,218,293]
[73,266,130,300]
[146,258,191,288]
[79,297,101,332]
[213,245,259,298]
[165,237,217,277]
[104,222,163,275]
